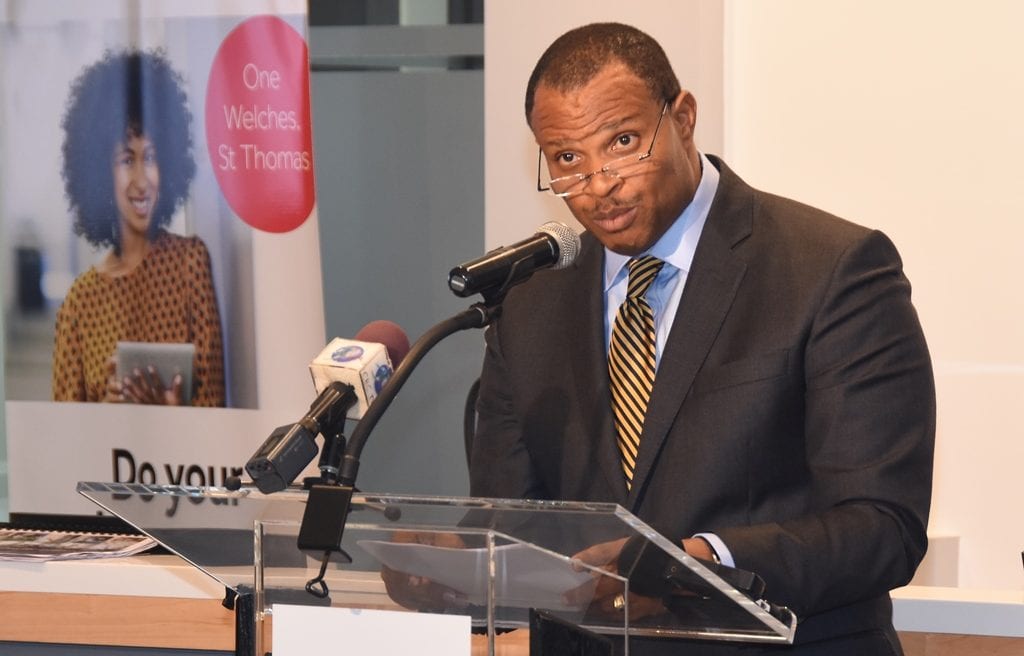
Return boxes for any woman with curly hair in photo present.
[53,49,225,406]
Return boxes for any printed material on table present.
[0,527,156,561]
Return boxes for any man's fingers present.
[571,536,628,569]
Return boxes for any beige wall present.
[486,0,1024,591]
[725,0,1024,590]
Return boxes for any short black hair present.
[525,22,681,125]
[61,49,195,250]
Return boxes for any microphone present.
[243,321,411,494]
[244,381,358,494]
[308,320,410,420]
[447,221,580,298]
[355,320,411,369]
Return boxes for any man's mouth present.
[591,205,637,232]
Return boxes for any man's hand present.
[565,536,717,619]
[564,537,666,619]
[378,531,469,612]
[681,537,716,562]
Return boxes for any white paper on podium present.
[358,540,596,609]
[273,604,470,655]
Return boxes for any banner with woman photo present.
[0,0,326,514]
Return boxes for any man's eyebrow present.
[543,114,642,149]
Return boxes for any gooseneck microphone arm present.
[297,224,577,597]
[297,301,497,599]
[338,302,500,488]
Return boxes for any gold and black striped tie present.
[608,255,665,487]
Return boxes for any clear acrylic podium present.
[78,482,795,654]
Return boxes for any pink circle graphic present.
[206,16,315,233]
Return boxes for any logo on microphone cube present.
[310,337,394,419]
[331,345,365,363]
[373,363,393,393]
[360,362,393,398]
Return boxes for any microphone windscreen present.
[537,221,581,270]
[355,320,411,367]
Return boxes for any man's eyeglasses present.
[536,101,669,199]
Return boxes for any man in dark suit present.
[469,22,935,655]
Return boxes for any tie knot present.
[626,256,664,300]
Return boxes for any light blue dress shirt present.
[601,153,734,566]
[603,152,719,363]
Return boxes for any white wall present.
[725,0,1024,590]
[486,0,1024,591]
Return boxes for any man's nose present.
[585,170,623,197]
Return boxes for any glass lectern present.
[78,482,795,655]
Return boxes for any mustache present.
[590,201,635,221]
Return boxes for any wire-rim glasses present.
[536,101,669,198]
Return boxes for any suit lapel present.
[627,158,754,505]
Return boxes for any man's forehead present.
[530,74,657,146]
[535,61,647,101]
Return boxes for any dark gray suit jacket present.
[469,156,935,652]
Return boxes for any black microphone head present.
[244,423,319,494]
[537,221,581,269]
[447,222,581,298]
[354,320,411,367]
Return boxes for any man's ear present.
[670,90,697,140]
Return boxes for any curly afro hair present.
[61,49,195,250]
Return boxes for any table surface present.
[1,556,1022,646]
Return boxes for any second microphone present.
[447,221,580,299]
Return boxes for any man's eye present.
[615,134,636,149]
[557,153,577,165]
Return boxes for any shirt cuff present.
[692,532,735,568]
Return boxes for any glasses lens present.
[549,174,586,196]
[604,154,650,179]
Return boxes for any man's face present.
[530,63,700,255]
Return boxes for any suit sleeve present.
[716,229,935,617]
[469,318,548,501]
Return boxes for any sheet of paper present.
[272,604,470,655]
[358,540,596,609]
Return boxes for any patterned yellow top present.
[52,230,226,406]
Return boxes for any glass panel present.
[78,481,795,644]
